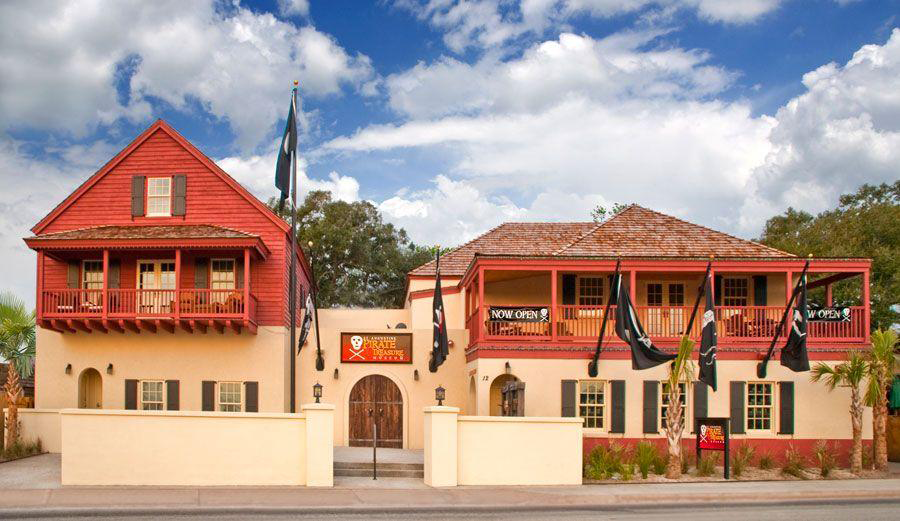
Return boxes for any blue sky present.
[1,0,899,303]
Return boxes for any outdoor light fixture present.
[414,369,420,381]
[505,361,511,375]
[448,339,454,348]
[313,382,323,403]
[106,363,114,375]
[333,368,339,380]
[65,364,72,375]
[435,385,445,406]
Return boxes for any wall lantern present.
[313,382,323,404]
[106,363,114,375]
[448,339,454,348]
[414,369,420,381]
[65,364,72,375]
[435,385,446,406]
[505,361,511,375]
[333,368,339,380]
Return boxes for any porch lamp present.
[106,363,114,375]
[435,385,446,406]
[313,382,323,403]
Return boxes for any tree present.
[591,202,630,223]
[664,337,694,478]
[811,353,868,474]
[269,191,435,308]
[0,292,36,447]
[865,329,897,471]
[758,182,899,330]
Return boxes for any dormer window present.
[147,177,172,217]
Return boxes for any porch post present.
[478,267,485,342]
[862,269,870,343]
[550,269,558,342]
[244,248,251,322]
[825,284,833,306]
[102,249,109,320]
[785,271,792,306]
[174,249,181,320]
[629,267,637,303]
[36,250,44,318]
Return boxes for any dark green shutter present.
[778,381,794,434]
[245,381,259,412]
[730,381,745,434]
[131,176,145,217]
[714,275,723,306]
[561,380,577,417]
[562,275,576,305]
[172,175,187,216]
[66,261,79,288]
[610,380,625,433]
[235,259,244,290]
[108,260,121,289]
[166,380,179,411]
[194,258,209,289]
[124,379,138,410]
[753,276,768,306]
[693,381,708,433]
[202,381,215,411]
[643,380,658,433]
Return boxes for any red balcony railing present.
[41,289,257,322]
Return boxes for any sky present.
[1,0,899,305]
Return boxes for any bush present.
[652,453,667,475]
[758,451,774,470]
[781,445,807,479]
[681,451,695,474]
[635,442,657,479]
[584,442,626,480]
[731,443,756,478]
[620,462,635,481]
[696,453,718,477]
[0,438,42,461]
[814,441,837,478]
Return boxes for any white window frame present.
[577,380,606,431]
[81,260,103,290]
[746,381,775,432]
[660,380,689,431]
[146,177,172,217]
[140,380,166,411]
[210,258,236,291]
[217,381,244,412]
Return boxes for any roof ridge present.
[552,205,638,256]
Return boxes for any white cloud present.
[278,0,310,17]
[0,0,374,149]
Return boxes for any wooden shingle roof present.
[26,224,258,241]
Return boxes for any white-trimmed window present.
[578,277,604,306]
[746,382,774,431]
[660,381,687,429]
[140,380,165,411]
[82,261,103,290]
[211,259,236,290]
[218,381,243,412]
[578,380,605,429]
[146,177,172,217]
[723,277,749,307]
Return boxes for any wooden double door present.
[349,375,403,448]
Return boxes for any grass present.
[695,453,718,477]
[681,451,695,474]
[758,451,775,470]
[731,443,756,478]
[635,442,657,479]
[652,452,667,475]
[1,438,43,462]
[584,442,627,480]
[620,463,635,481]
[814,441,837,478]
[781,445,808,479]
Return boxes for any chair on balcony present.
[179,293,195,314]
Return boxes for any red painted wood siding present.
[38,129,306,326]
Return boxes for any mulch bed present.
[584,466,888,484]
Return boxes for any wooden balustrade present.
[41,289,256,321]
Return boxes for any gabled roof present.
[30,119,289,235]
[410,205,793,277]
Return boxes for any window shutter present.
[244,381,259,412]
[202,381,215,411]
[643,380,658,434]
[561,380,576,417]
[562,275,576,305]
[235,260,244,290]
[124,379,138,410]
[131,176,145,217]
[610,380,626,433]
[778,381,794,434]
[166,380,180,411]
[66,261,79,289]
[753,276,768,306]
[693,381,708,433]
[608,274,619,302]
[108,260,121,289]
[172,174,187,216]
[730,381,745,434]
[194,258,209,289]
[714,275,723,306]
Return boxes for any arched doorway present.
[78,368,102,409]
[489,374,518,416]
[349,375,403,448]
[467,376,477,415]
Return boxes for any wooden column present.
[102,249,109,320]
[550,269,558,342]
[862,269,870,343]
[244,248,251,322]
[478,267,485,342]
[825,284,833,306]
[174,249,181,320]
[629,268,637,303]
[785,271,793,306]
[36,251,44,319]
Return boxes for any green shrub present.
[758,451,774,470]
[696,453,718,477]
[814,441,837,478]
[681,451,695,474]
[621,462,635,481]
[652,452,667,475]
[635,442,657,479]
[731,443,755,478]
[781,445,807,479]
[0,438,42,461]
[583,442,626,480]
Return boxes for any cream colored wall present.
[468,358,872,440]
[60,409,309,486]
[35,326,289,412]
[3,408,62,453]
[297,307,469,449]
[484,274,550,306]
[408,277,461,294]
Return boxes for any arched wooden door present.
[349,375,403,448]
[78,368,102,409]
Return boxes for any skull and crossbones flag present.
[698,269,718,390]
[780,271,810,372]
[429,251,450,373]
[613,274,676,370]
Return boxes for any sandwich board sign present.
[695,417,730,479]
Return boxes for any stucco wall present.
[3,408,61,453]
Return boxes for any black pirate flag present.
[429,251,449,372]
[612,274,676,370]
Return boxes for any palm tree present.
[865,329,897,472]
[811,353,868,474]
[664,336,694,479]
[0,292,36,447]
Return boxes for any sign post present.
[695,417,730,479]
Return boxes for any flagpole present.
[757,257,810,378]
[684,258,713,338]
[310,240,324,371]
[289,81,298,413]
[588,258,620,377]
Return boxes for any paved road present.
[9,500,900,520]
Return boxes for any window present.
[211,259,236,290]
[146,177,172,216]
[746,382,773,430]
[578,277,604,306]
[660,381,687,429]
[723,278,749,307]
[82,261,103,290]
[578,380,605,429]
[218,382,243,412]
[141,380,165,410]
[647,283,663,306]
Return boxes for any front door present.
[349,375,403,448]
[78,368,102,409]
[138,260,176,314]
[646,282,686,337]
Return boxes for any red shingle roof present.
[410,205,793,277]
[26,224,258,241]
